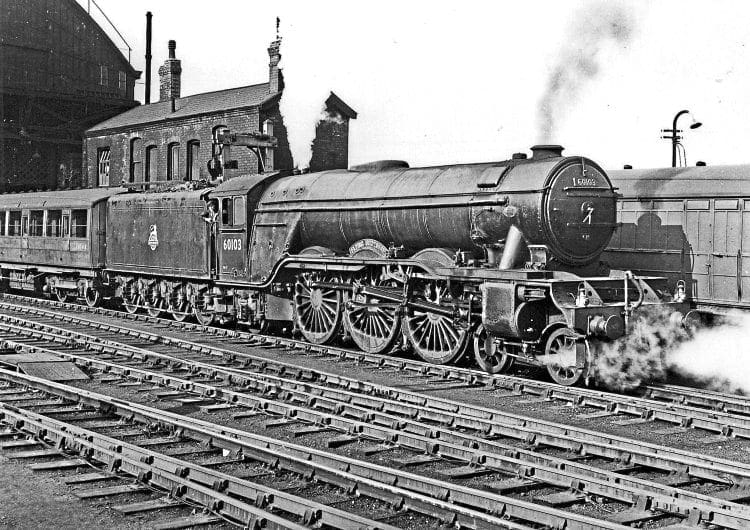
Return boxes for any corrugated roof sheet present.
[609,165,750,198]
[87,83,274,133]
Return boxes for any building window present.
[0,212,5,236]
[97,148,110,187]
[145,145,158,183]
[118,71,127,94]
[167,142,180,180]
[211,126,227,158]
[129,137,143,183]
[100,65,108,86]
[187,140,200,180]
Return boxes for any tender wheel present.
[294,273,342,345]
[344,275,401,354]
[84,286,101,307]
[145,284,165,318]
[403,281,469,364]
[544,328,589,386]
[53,288,70,303]
[169,287,192,322]
[193,290,215,326]
[122,282,140,314]
[473,325,514,374]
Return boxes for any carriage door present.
[685,200,711,301]
[218,196,248,280]
[711,199,742,302]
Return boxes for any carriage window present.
[0,212,6,236]
[71,209,87,238]
[62,214,70,237]
[686,200,709,210]
[8,211,21,236]
[46,210,62,237]
[29,210,44,237]
[715,199,739,210]
[233,197,246,225]
[221,198,233,225]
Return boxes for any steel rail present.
[2,306,750,485]
[1,331,749,529]
[0,399,383,530]
[645,384,750,416]
[5,293,750,422]
[0,368,623,530]
[2,296,749,438]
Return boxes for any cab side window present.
[233,197,246,225]
[221,198,233,225]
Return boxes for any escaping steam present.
[593,308,750,394]
[537,2,635,143]
[276,30,334,171]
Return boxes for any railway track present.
[1,294,749,438]
[2,307,750,527]
[0,368,635,530]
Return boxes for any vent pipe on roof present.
[144,12,152,104]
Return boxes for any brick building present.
[0,0,140,191]
[83,38,356,187]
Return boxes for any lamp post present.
[661,109,702,167]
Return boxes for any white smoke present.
[277,31,332,170]
[668,313,750,394]
[537,2,635,143]
[593,307,750,394]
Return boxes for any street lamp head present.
[690,118,702,130]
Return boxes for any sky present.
[83,0,750,171]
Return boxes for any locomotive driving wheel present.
[294,273,342,345]
[343,273,401,354]
[403,280,469,364]
[473,325,514,374]
[543,327,590,386]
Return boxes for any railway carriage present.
[0,188,126,304]
[605,165,750,316]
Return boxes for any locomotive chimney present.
[530,144,564,160]
[159,40,181,103]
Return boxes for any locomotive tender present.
[0,145,687,385]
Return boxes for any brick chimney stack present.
[268,38,282,94]
[158,40,182,102]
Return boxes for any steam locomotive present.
[0,145,688,386]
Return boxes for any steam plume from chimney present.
[537,2,635,143]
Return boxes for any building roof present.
[86,83,274,134]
